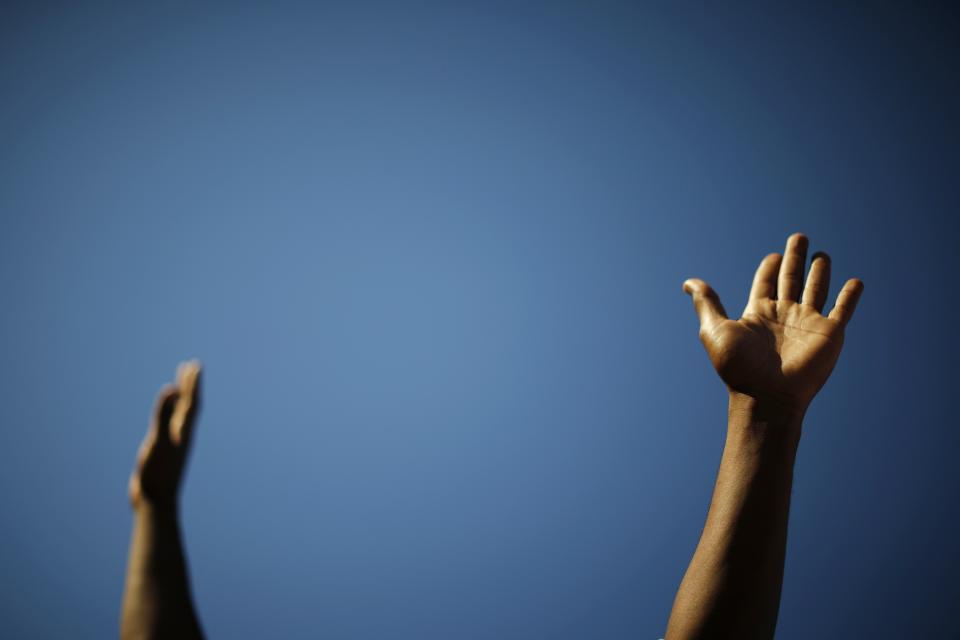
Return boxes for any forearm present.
[121,504,203,640]
[665,393,803,640]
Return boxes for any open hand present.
[683,233,863,413]
[129,361,202,509]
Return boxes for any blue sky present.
[1,2,957,638]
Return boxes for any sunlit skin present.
[666,232,863,639]
[684,233,863,413]
[118,234,863,639]
[121,361,205,640]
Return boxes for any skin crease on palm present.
[683,232,864,416]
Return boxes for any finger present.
[150,384,180,447]
[827,278,864,327]
[171,360,202,447]
[777,232,809,302]
[748,253,782,302]
[683,278,728,332]
[801,251,831,312]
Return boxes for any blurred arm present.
[122,503,204,640]
[120,361,204,640]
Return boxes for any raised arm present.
[121,361,205,640]
[665,233,863,639]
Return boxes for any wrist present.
[727,391,805,452]
[132,499,180,524]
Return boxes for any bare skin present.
[665,233,863,639]
[121,361,205,640]
[115,234,862,639]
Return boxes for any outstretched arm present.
[121,361,205,640]
[665,233,863,639]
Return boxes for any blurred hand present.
[129,361,202,509]
[683,233,863,413]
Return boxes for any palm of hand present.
[685,234,862,413]
[704,300,844,409]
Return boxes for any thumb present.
[683,278,728,331]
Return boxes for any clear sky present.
[1,2,957,638]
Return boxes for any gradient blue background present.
[2,2,957,638]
